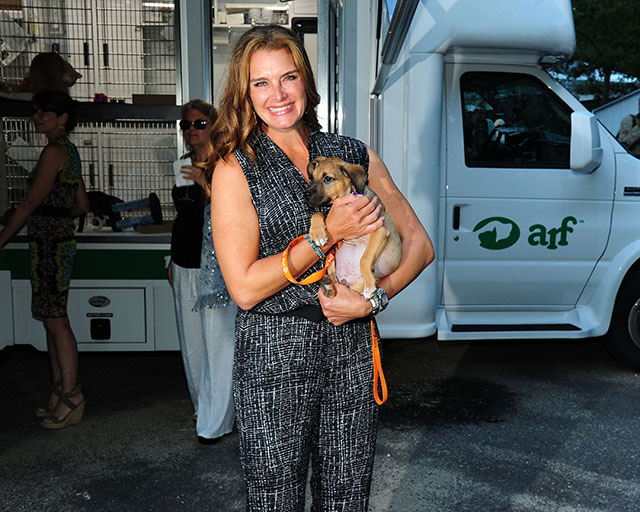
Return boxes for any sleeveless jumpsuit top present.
[234,128,369,315]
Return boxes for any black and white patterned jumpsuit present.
[234,129,379,511]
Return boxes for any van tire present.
[604,274,640,371]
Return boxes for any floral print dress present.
[27,137,82,318]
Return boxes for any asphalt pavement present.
[2,336,640,511]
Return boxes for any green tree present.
[564,0,640,106]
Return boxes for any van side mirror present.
[570,112,603,174]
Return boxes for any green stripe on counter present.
[0,249,170,280]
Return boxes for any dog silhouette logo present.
[473,216,520,250]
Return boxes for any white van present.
[371,0,640,370]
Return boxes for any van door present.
[442,64,615,307]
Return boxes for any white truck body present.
[370,0,640,367]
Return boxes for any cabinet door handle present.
[84,42,90,66]
[103,43,109,67]
[453,206,460,230]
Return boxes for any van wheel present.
[605,274,640,371]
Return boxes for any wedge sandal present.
[40,385,85,430]
[34,380,63,418]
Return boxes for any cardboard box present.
[226,12,245,25]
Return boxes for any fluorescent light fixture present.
[142,2,174,8]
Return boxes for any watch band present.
[375,287,389,313]
[369,287,389,315]
[369,294,380,315]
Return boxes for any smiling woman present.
[208,24,433,512]
[248,48,307,134]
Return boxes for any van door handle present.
[453,206,460,230]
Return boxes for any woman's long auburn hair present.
[212,25,321,163]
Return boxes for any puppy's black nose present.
[303,189,313,203]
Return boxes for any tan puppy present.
[304,156,402,300]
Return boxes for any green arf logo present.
[473,217,520,250]
[528,216,577,249]
[473,215,579,250]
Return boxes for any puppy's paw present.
[308,226,328,247]
[320,275,336,298]
[363,285,377,300]
[309,213,328,247]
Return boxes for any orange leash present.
[281,235,337,285]
[281,235,388,405]
[371,319,387,405]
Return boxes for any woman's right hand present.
[324,194,384,245]
[180,165,206,188]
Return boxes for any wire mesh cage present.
[1,0,179,230]
[0,0,176,102]
[2,117,178,230]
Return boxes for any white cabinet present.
[213,1,291,27]
[67,287,147,344]
[211,1,293,106]
[290,0,316,16]
[10,280,173,351]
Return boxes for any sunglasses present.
[179,119,208,131]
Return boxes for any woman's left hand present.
[180,165,206,188]
[318,282,372,326]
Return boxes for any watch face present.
[369,296,379,314]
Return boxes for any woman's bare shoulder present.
[212,153,252,199]
[214,153,243,176]
[41,142,66,158]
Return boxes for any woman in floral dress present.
[0,90,89,429]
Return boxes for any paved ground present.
[2,336,640,511]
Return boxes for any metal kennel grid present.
[1,0,180,227]
[85,119,178,221]
[0,0,177,102]
[1,117,178,226]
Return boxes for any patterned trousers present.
[234,311,379,512]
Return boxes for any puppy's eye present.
[322,175,334,184]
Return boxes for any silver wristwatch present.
[368,287,389,315]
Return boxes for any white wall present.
[339,0,373,142]
[594,90,640,135]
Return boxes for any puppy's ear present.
[341,163,367,194]
[307,156,326,176]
